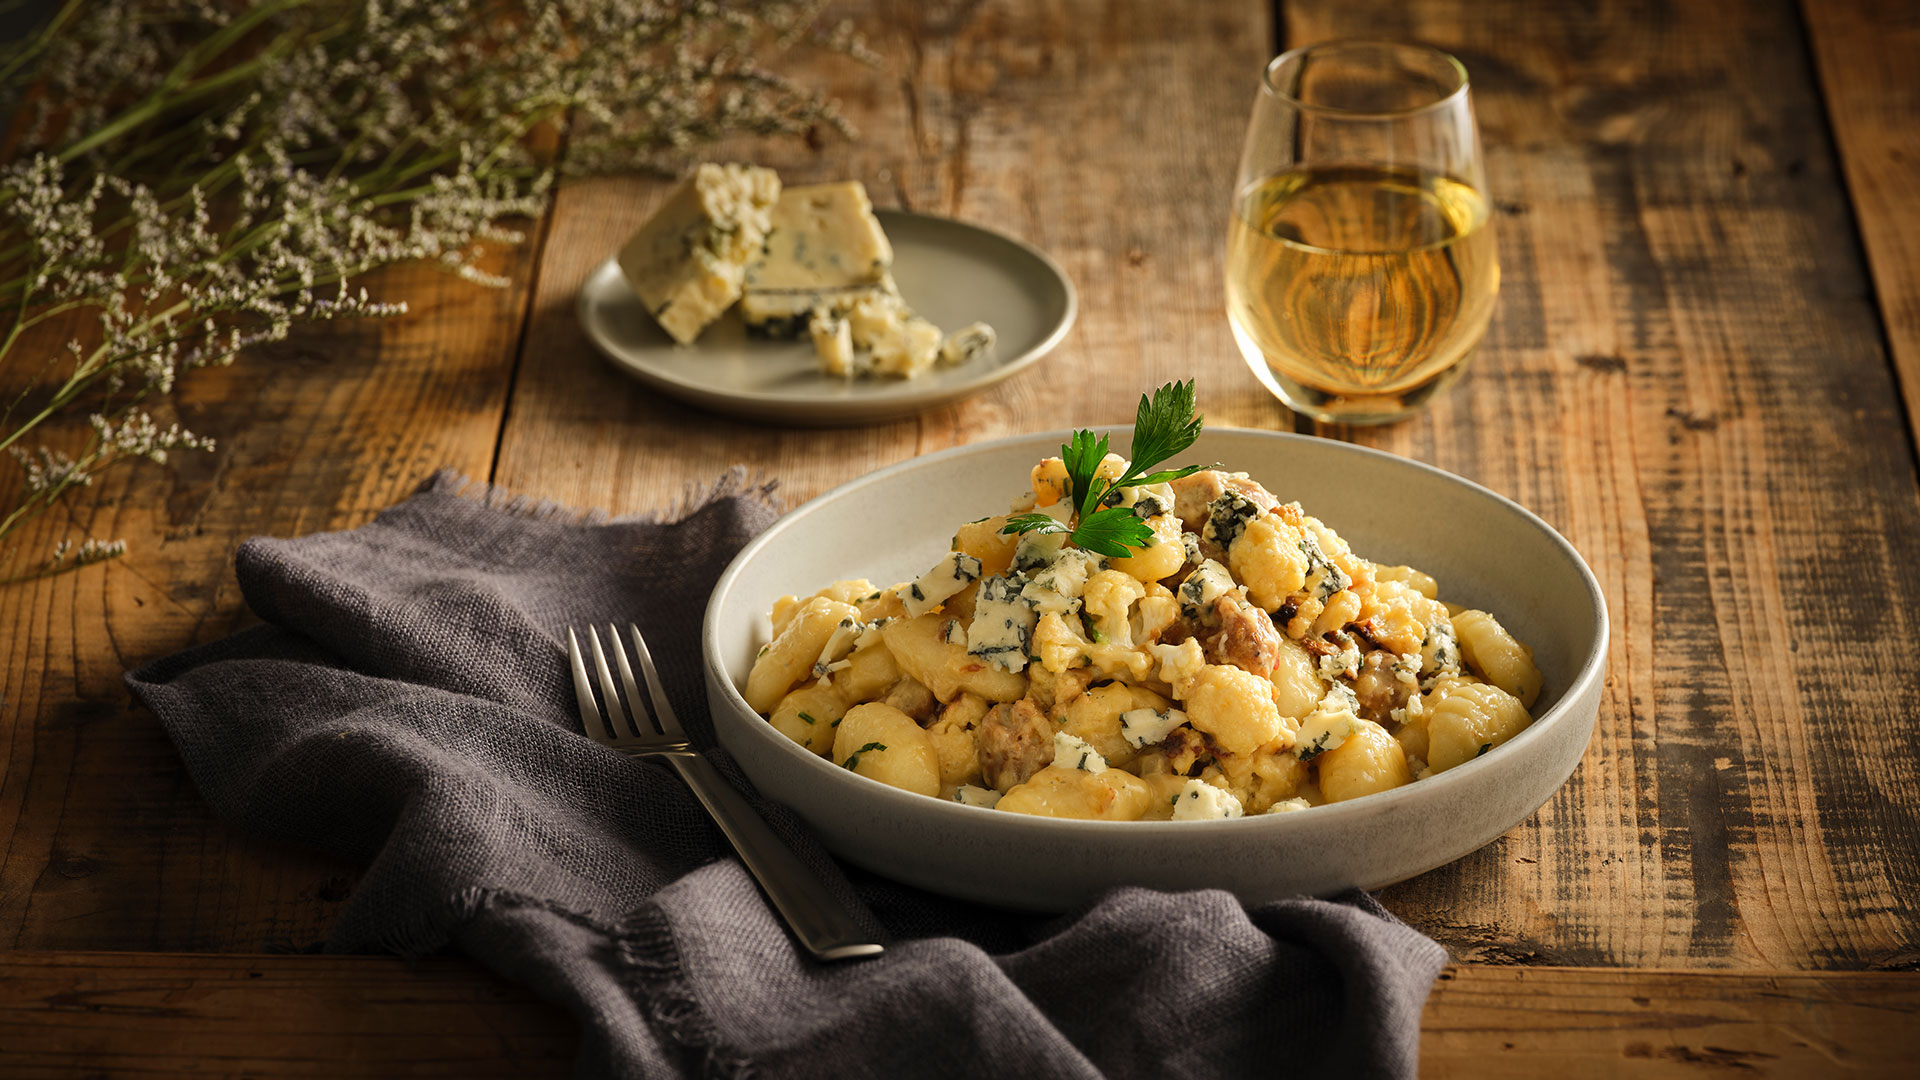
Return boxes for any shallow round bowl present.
[703,428,1607,910]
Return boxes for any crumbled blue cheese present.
[1177,559,1236,623]
[942,618,969,648]
[1105,481,1177,520]
[952,784,1002,808]
[808,309,856,377]
[967,574,1038,672]
[1294,685,1364,762]
[1407,756,1432,781]
[1053,731,1108,774]
[1012,504,1073,572]
[1180,530,1204,566]
[938,322,996,367]
[811,617,863,677]
[1120,707,1187,748]
[852,617,890,652]
[1171,779,1244,820]
[1262,797,1313,814]
[1298,529,1352,601]
[1391,651,1422,689]
[1317,635,1362,682]
[1419,619,1462,689]
[1020,548,1104,615]
[1202,491,1264,551]
[900,551,984,617]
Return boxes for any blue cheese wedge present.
[967,574,1038,672]
[899,552,983,617]
[616,163,780,345]
[1120,706,1187,748]
[745,181,892,292]
[938,322,997,367]
[1171,779,1244,820]
[1053,731,1108,773]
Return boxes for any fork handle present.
[665,754,885,961]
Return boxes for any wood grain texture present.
[1800,0,1920,440]
[2,952,1913,1077]
[0,952,573,1077]
[489,0,1291,513]
[1421,965,1920,1078]
[0,242,546,950]
[1280,0,1920,970]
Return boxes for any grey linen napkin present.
[126,470,1447,1079]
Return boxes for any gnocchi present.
[745,456,1546,818]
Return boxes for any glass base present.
[1232,320,1472,426]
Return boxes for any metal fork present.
[566,623,883,962]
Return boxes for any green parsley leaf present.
[1000,512,1073,537]
[1131,464,1209,488]
[1070,507,1155,558]
[1126,380,1203,477]
[843,741,887,770]
[1060,429,1110,520]
[997,381,1205,558]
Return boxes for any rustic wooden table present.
[4,0,1919,1074]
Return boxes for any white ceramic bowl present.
[703,428,1607,910]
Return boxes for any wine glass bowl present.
[1227,40,1497,425]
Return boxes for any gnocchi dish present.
[744,454,1544,821]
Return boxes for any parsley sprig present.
[1001,381,1207,558]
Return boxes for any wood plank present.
[1421,965,1920,1078]
[1,953,1914,1077]
[489,0,1288,512]
[1278,0,1920,969]
[0,952,573,1077]
[1800,0,1920,440]
[0,242,549,950]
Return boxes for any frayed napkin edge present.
[420,466,782,528]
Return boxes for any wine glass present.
[1227,40,1497,425]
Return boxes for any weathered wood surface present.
[0,243,550,949]
[3,953,1914,1078]
[0,952,574,1077]
[0,0,1915,1028]
[1272,0,1920,970]
[1801,0,1920,435]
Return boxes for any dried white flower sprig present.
[0,0,862,583]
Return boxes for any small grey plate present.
[576,210,1077,426]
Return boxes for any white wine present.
[1226,165,1497,417]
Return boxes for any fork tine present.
[566,628,611,744]
[607,622,657,735]
[586,625,637,738]
[627,622,684,737]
